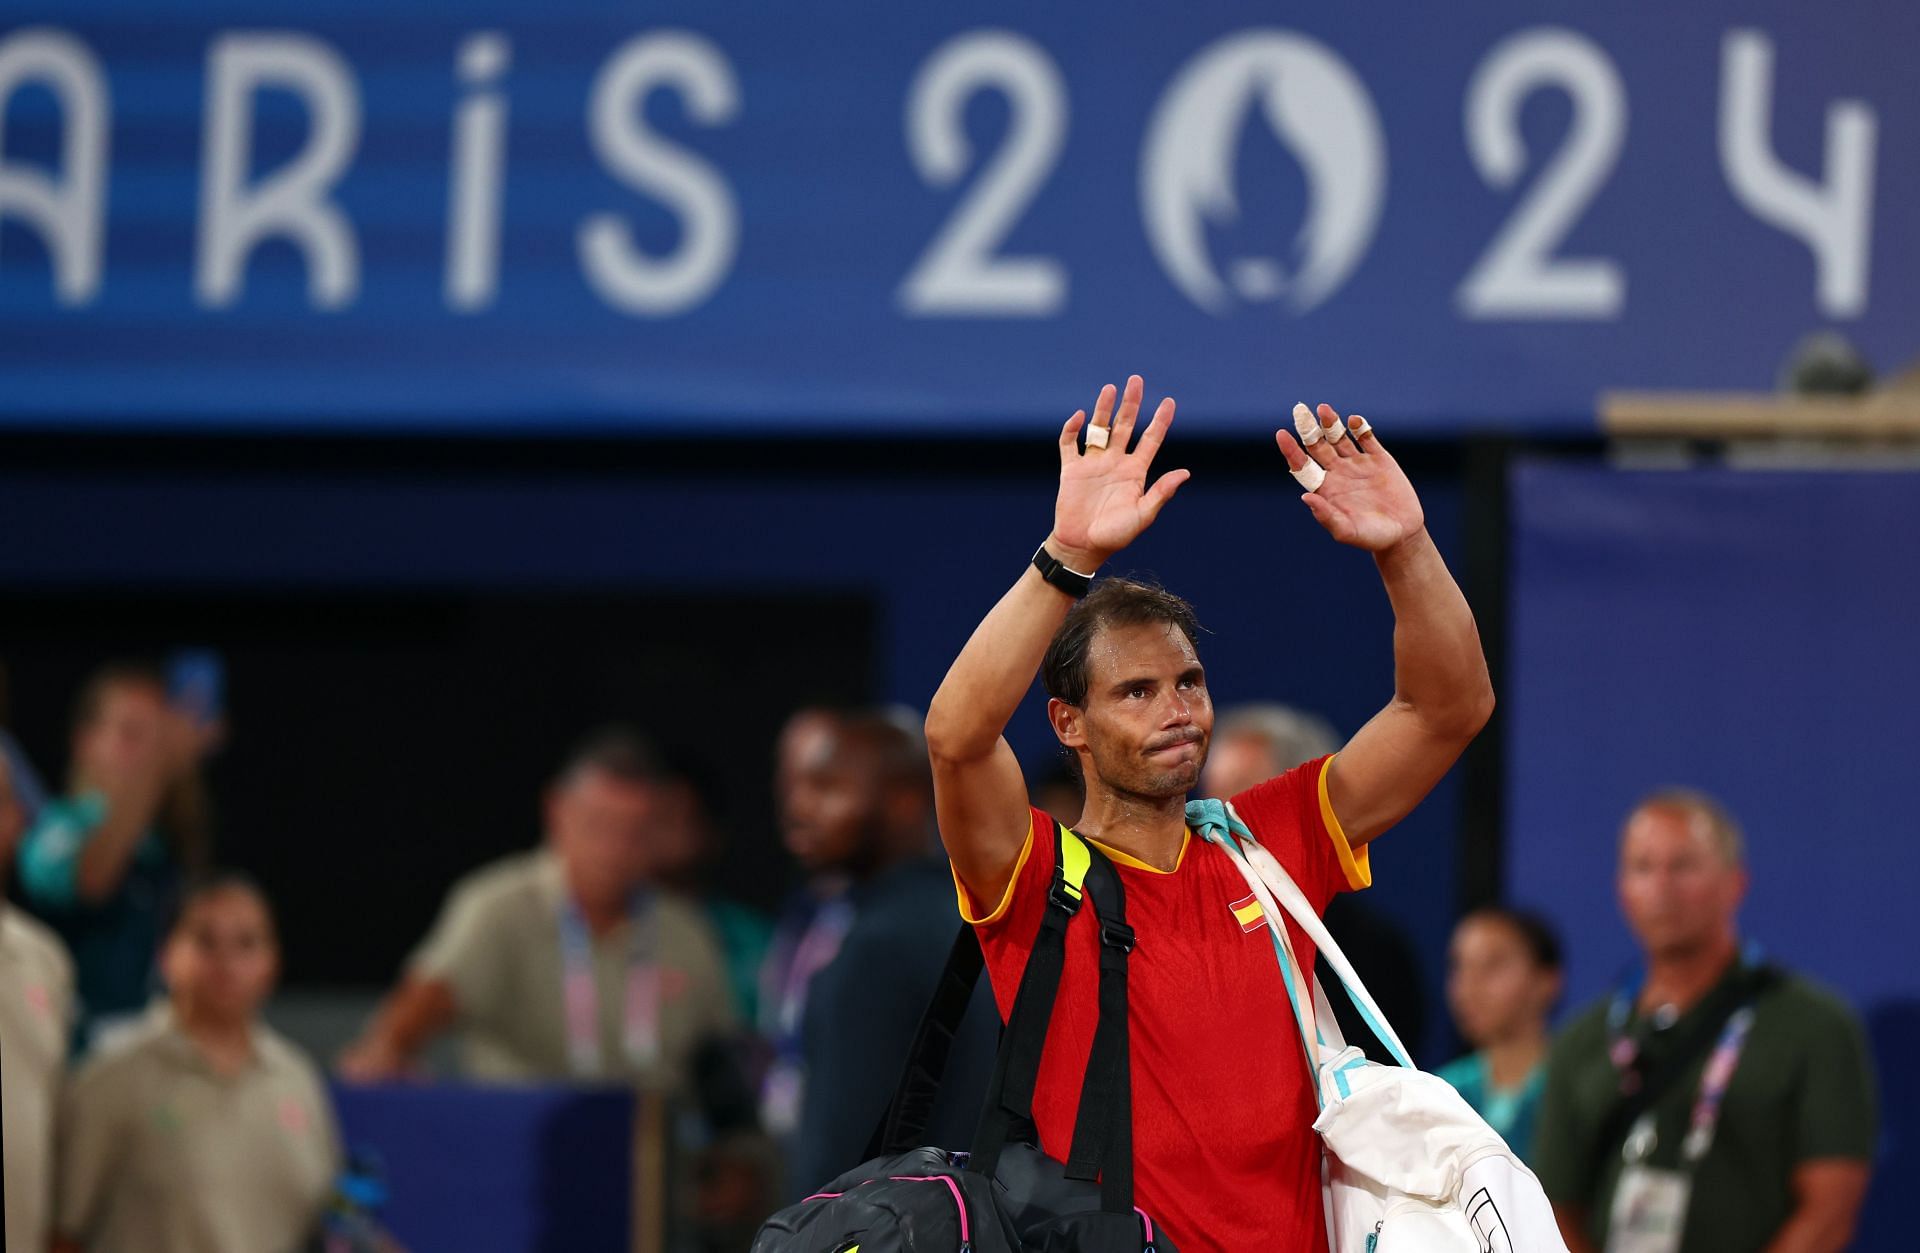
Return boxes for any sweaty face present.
[1446,916,1557,1050]
[781,730,885,874]
[1617,804,1746,960]
[1069,622,1212,801]
[164,887,278,1023]
[550,768,660,908]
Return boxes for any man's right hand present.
[335,1034,408,1083]
[1046,375,1188,572]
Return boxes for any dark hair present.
[1040,578,1204,707]
[557,725,664,788]
[1462,906,1562,972]
[71,661,167,733]
[834,706,932,798]
[167,868,276,940]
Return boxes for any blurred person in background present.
[653,747,774,1024]
[54,871,339,1253]
[1027,758,1083,827]
[0,748,77,1253]
[338,727,735,1095]
[1436,907,1562,1161]
[0,657,51,828]
[760,706,995,1197]
[1535,789,1876,1253]
[18,662,217,1047]
[1200,701,1429,1058]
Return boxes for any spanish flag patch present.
[1230,892,1266,933]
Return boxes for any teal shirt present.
[705,897,774,1024]
[17,793,177,1039]
[1436,1049,1547,1163]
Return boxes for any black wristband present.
[1031,544,1094,598]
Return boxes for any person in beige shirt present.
[54,872,340,1253]
[0,751,76,1253]
[340,728,736,1093]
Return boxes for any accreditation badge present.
[1605,1166,1691,1253]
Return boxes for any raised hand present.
[1048,375,1190,570]
[1275,404,1425,552]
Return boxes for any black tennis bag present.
[751,828,1174,1253]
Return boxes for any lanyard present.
[1607,948,1762,1165]
[766,894,856,1063]
[557,891,660,1078]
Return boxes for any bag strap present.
[966,825,1136,1215]
[1223,802,1414,1069]
[872,823,1095,1157]
[1062,846,1135,1215]
[867,923,986,1158]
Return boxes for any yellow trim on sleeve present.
[953,809,1037,926]
[1318,754,1372,891]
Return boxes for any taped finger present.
[1292,403,1323,448]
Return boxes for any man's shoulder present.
[1548,993,1614,1060]
[1757,968,1867,1038]
[453,852,554,920]
[71,1011,172,1093]
[448,849,551,907]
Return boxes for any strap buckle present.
[1048,878,1084,915]
[1099,920,1135,953]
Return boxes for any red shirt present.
[955,757,1371,1253]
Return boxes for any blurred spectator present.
[54,871,340,1253]
[0,749,76,1253]
[653,748,774,1024]
[339,727,735,1095]
[0,658,50,828]
[1436,907,1562,1161]
[1027,758,1083,828]
[1535,790,1877,1253]
[760,707,995,1197]
[18,663,216,1046]
[1200,702,1429,1060]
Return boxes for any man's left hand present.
[1275,405,1424,552]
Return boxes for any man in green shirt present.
[1534,789,1876,1253]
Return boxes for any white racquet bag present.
[1187,799,1568,1253]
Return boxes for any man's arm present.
[1276,406,1493,846]
[1760,1160,1871,1253]
[336,975,459,1080]
[927,376,1187,908]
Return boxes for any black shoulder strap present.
[867,923,986,1159]
[869,822,1090,1159]
[1063,846,1135,1215]
[967,824,1136,1216]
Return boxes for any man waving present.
[924,376,1493,1252]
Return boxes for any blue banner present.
[1,1,1914,433]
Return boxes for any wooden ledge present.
[1600,391,1920,440]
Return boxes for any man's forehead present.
[1620,805,1717,855]
[1086,621,1201,675]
